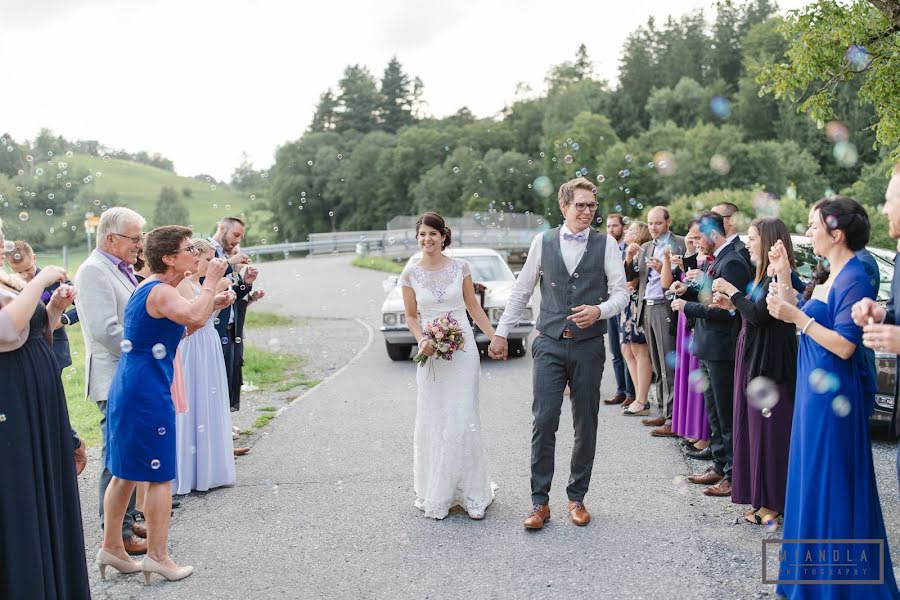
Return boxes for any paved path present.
[82,255,900,599]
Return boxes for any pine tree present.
[379,56,416,133]
[310,89,338,132]
[333,65,380,134]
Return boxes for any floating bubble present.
[120,339,133,353]
[761,407,772,418]
[150,459,160,470]
[809,369,840,394]
[596,174,606,183]
[825,215,839,230]
[0,413,6,422]
[564,155,573,164]
[18,211,28,221]
[307,160,313,166]
[25,154,33,162]
[832,395,851,417]
[825,121,850,144]
[197,424,205,433]
[624,154,633,162]
[665,350,677,369]
[151,343,166,359]
[688,369,709,393]
[710,96,732,119]
[618,169,630,178]
[45,208,53,216]
[747,376,779,411]
[653,151,677,176]
[833,141,858,168]
[157,427,166,436]
[235,336,242,344]
[710,154,731,175]
[845,45,873,72]
[533,176,554,197]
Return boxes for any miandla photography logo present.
[763,539,885,585]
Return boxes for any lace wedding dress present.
[400,257,495,519]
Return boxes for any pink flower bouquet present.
[414,313,466,366]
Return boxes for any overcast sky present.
[0,0,812,180]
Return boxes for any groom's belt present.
[644,297,669,306]
[561,330,574,339]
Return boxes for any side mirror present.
[382,276,399,293]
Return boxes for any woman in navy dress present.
[99,225,232,585]
[767,197,899,599]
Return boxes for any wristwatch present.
[60,314,71,326]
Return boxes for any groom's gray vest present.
[536,227,608,340]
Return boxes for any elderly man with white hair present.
[74,206,148,555]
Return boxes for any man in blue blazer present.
[853,162,900,486]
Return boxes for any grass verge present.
[244,310,296,329]
[351,255,404,274]
[62,324,102,446]
[253,413,276,428]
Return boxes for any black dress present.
[0,292,91,599]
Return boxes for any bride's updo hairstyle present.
[416,212,452,249]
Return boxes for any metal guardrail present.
[242,227,544,257]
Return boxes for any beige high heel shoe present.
[96,549,141,579]
[141,555,194,585]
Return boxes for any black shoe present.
[686,447,713,460]
[171,500,181,509]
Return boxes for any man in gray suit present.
[490,177,628,530]
[624,207,686,436]
[74,207,147,554]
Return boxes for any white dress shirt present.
[496,225,629,338]
[208,236,235,325]
[645,231,673,299]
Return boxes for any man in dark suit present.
[712,202,751,265]
[671,211,753,497]
[854,162,900,488]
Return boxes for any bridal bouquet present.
[414,313,466,366]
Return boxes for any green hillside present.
[63,153,259,235]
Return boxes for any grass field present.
[351,255,405,273]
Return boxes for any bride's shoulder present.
[400,261,421,286]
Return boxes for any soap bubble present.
[747,376,779,411]
[151,343,166,359]
[150,459,160,470]
[710,96,732,119]
[832,395,851,417]
[120,340,133,353]
[845,45,873,72]
[157,427,166,436]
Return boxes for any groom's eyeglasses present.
[572,202,598,213]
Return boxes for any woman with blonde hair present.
[620,220,654,416]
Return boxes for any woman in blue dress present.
[98,225,233,585]
[767,197,899,599]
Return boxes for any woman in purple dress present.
[711,218,797,527]
[662,220,711,450]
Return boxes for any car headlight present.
[383,313,397,326]
[491,308,504,322]
[522,308,533,321]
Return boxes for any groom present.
[490,177,628,529]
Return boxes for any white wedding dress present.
[401,257,495,519]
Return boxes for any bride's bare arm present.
[463,275,494,340]
[402,285,434,356]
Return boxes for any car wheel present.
[509,338,526,357]
[386,341,413,361]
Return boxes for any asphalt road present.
[83,254,900,600]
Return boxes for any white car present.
[380,248,535,361]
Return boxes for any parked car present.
[782,235,895,426]
[380,248,535,361]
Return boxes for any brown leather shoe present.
[687,469,723,485]
[523,504,551,530]
[123,534,147,554]
[568,500,591,526]
[234,447,251,457]
[603,393,626,405]
[650,424,676,437]
[621,396,635,408]
[702,479,732,497]
[132,523,147,539]
[641,416,665,427]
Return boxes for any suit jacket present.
[37,267,79,371]
[682,242,753,361]
[885,252,900,438]
[209,242,252,341]
[73,250,136,402]
[626,233,686,325]
[731,236,751,265]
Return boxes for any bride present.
[400,212,496,520]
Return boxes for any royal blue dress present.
[106,280,186,482]
[777,257,899,599]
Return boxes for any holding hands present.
[488,336,508,360]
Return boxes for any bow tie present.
[563,232,588,243]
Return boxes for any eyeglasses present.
[112,232,143,244]
[173,243,199,255]
[571,202,599,213]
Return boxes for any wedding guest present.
[671,211,753,497]
[74,206,148,553]
[173,239,237,494]
[661,220,711,454]
[0,218,90,599]
[228,260,259,421]
[490,177,629,529]
[7,240,79,373]
[768,197,898,597]
[710,218,797,526]
[624,207,685,430]
[99,226,232,584]
[620,221,653,416]
[854,162,900,487]
[711,202,751,264]
[603,213,635,406]
[134,245,151,282]
[208,217,254,413]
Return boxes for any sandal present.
[743,507,759,524]
[132,510,145,522]
[623,402,649,416]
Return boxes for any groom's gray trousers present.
[531,333,605,505]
